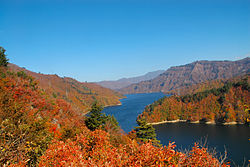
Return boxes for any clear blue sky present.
[0,0,249,82]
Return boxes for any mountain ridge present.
[96,70,164,90]
[119,57,250,94]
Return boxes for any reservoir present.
[103,93,166,132]
[103,93,250,166]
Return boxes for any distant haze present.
[97,70,165,90]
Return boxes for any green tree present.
[134,118,160,146]
[0,47,9,67]
[85,102,105,131]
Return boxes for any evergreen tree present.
[134,118,160,146]
[0,47,9,67]
[85,102,105,131]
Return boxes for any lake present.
[103,93,250,166]
[103,93,166,132]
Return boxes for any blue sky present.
[0,0,249,82]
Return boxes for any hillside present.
[139,75,250,124]
[97,70,164,90]
[0,66,86,165]
[119,57,250,94]
[8,63,124,113]
[0,65,230,166]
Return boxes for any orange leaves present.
[39,129,228,167]
[56,99,71,114]
[182,143,230,167]
[39,140,84,167]
[129,141,179,166]
[141,78,249,124]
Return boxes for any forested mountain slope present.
[0,66,86,165]
[119,58,250,94]
[8,63,124,113]
[139,75,250,124]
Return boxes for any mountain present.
[119,57,250,94]
[96,70,165,90]
[8,63,124,113]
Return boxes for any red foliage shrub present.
[39,129,229,167]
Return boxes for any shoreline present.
[120,92,168,96]
[148,119,186,125]
[104,102,122,108]
[148,119,245,126]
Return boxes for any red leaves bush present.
[39,129,229,167]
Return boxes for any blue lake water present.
[103,92,166,132]
[154,122,250,166]
[103,93,250,166]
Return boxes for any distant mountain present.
[8,64,124,113]
[97,70,165,90]
[119,57,250,94]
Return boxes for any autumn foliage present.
[39,129,229,167]
[0,65,231,166]
[0,67,84,165]
[8,63,124,114]
[140,76,250,124]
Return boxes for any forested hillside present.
[119,58,250,94]
[0,68,230,166]
[8,63,124,113]
[0,48,230,166]
[139,75,250,124]
[0,66,86,165]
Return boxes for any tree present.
[134,118,160,146]
[0,47,9,67]
[85,102,105,131]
